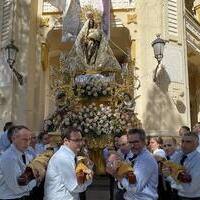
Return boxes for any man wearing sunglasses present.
[44,127,92,200]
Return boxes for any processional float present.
[19,5,141,185]
[18,4,189,185]
[44,8,141,174]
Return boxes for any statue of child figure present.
[120,93,136,112]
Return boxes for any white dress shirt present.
[167,150,180,161]
[44,145,92,200]
[0,144,36,199]
[165,150,180,189]
[153,148,166,158]
[0,130,10,154]
[120,148,158,200]
[170,150,200,198]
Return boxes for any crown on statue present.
[80,5,102,23]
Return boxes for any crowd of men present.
[0,121,200,200]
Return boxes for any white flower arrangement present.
[58,103,135,136]
[73,74,114,97]
[45,100,141,136]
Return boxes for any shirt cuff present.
[120,178,136,192]
[84,179,92,188]
[166,176,174,183]
[27,179,36,190]
[117,181,124,189]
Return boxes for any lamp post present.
[5,40,23,85]
[152,34,166,82]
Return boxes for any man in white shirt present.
[44,126,92,200]
[107,128,158,200]
[164,132,200,200]
[162,137,179,200]
[0,125,36,200]
[163,137,179,160]
[118,135,130,160]
[115,134,131,200]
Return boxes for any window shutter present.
[0,0,12,49]
[168,0,178,37]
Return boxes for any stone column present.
[12,0,41,130]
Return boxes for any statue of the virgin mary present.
[64,11,121,79]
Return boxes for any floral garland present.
[47,103,140,137]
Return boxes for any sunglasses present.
[163,144,172,147]
[128,140,140,144]
[69,139,83,143]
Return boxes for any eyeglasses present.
[181,140,193,143]
[119,143,128,147]
[69,138,83,143]
[106,159,120,168]
[163,144,172,147]
[106,161,114,168]
[128,140,140,144]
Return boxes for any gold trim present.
[41,43,48,71]
[40,17,50,27]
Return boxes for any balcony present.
[185,9,200,54]
[42,0,135,14]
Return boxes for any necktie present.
[22,153,26,164]
[180,154,187,165]
[124,153,127,160]
[166,155,170,160]
[128,154,137,165]
[74,156,77,165]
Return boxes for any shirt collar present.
[60,145,76,158]
[136,147,146,156]
[10,144,24,156]
[153,148,160,154]
[184,150,198,160]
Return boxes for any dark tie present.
[128,154,137,165]
[180,154,187,165]
[74,156,77,165]
[166,155,170,160]
[124,153,127,160]
[22,153,26,164]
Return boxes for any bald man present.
[0,125,36,200]
[118,135,130,160]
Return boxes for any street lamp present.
[152,34,166,82]
[5,40,23,85]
